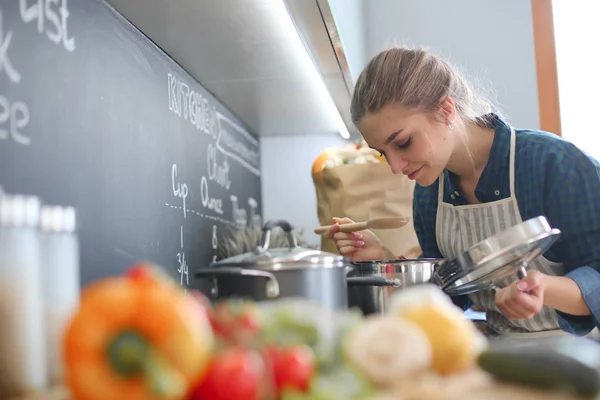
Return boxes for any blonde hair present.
[351,47,496,127]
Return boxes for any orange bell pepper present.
[63,275,214,400]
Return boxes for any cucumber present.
[478,337,600,396]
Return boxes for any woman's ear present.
[438,96,457,126]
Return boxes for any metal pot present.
[196,219,350,309]
[195,219,401,310]
[347,258,445,315]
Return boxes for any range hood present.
[104,0,359,139]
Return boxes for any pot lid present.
[435,216,561,296]
[212,219,347,270]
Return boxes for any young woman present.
[325,47,600,338]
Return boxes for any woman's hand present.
[495,270,591,319]
[323,217,395,262]
[494,270,547,320]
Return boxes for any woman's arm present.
[543,274,589,315]
[540,142,600,334]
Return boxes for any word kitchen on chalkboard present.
[0,0,263,295]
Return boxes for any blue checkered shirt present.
[414,114,600,336]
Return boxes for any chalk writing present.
[0,6,31,146]
[207,143,231,191]
[171,164,188,219]
[234,196,261,227]
[176,226,189,286]
[0,9,20,84]
[200,175,224,215]
[216,112,260,176]
[0,94,31,145]
[247,197,261,227]
[165,203,237,227]
[167,73,218,137]
[19,0,75,52]
[212,225,218,262]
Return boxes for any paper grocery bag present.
[313,162,422,259]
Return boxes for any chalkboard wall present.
[0,0,262,295]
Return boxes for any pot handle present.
[259,219,298,251]
[347,276,401,287]
[195,267,280,299]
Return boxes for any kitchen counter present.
[11,383,599,400]
[457,383,597,400]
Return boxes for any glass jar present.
[0,194,47,397]
[39,205,80,385]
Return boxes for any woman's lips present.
[407,166,424,180]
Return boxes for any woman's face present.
[357,102,456,187]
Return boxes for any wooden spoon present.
[314,216,410,235]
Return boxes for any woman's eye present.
[396,136,412,149]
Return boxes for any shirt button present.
[454,191,460,197]
[450,194,455,200]
[494,190,500,196]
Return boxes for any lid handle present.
[259,219,298,252]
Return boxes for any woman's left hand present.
[494,270,548,320]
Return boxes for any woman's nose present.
[387,155,409,175]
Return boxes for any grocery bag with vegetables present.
[312,141,421,258]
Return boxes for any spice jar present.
[39,205,80,385]
[0,194,47,397]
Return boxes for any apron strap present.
[437,174,445,204]
[509,126,517,197]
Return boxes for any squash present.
[389,284,487,375]
[63,275,214,400]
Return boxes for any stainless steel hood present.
[104,0,358,139]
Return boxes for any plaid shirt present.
[414,114,600,336]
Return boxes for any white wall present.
[364,0,540,129]
[260,134,348,247]
[553,0,600,160]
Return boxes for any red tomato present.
[190,347,265,400]
[236,308,261,334]
[267,345,316,393]
[212,301,261,344]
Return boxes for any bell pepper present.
[63,274,214,400]
[124,262,177,286]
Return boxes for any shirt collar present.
[443,113,513,202]
[476,113,512,201]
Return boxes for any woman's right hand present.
[324,217,395,262]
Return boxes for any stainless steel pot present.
[347,258,445,315]
[195,220,396,310]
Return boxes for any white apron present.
[435,127,567,337]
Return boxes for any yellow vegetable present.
[389,285,486,375]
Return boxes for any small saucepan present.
[347,258,446,315]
